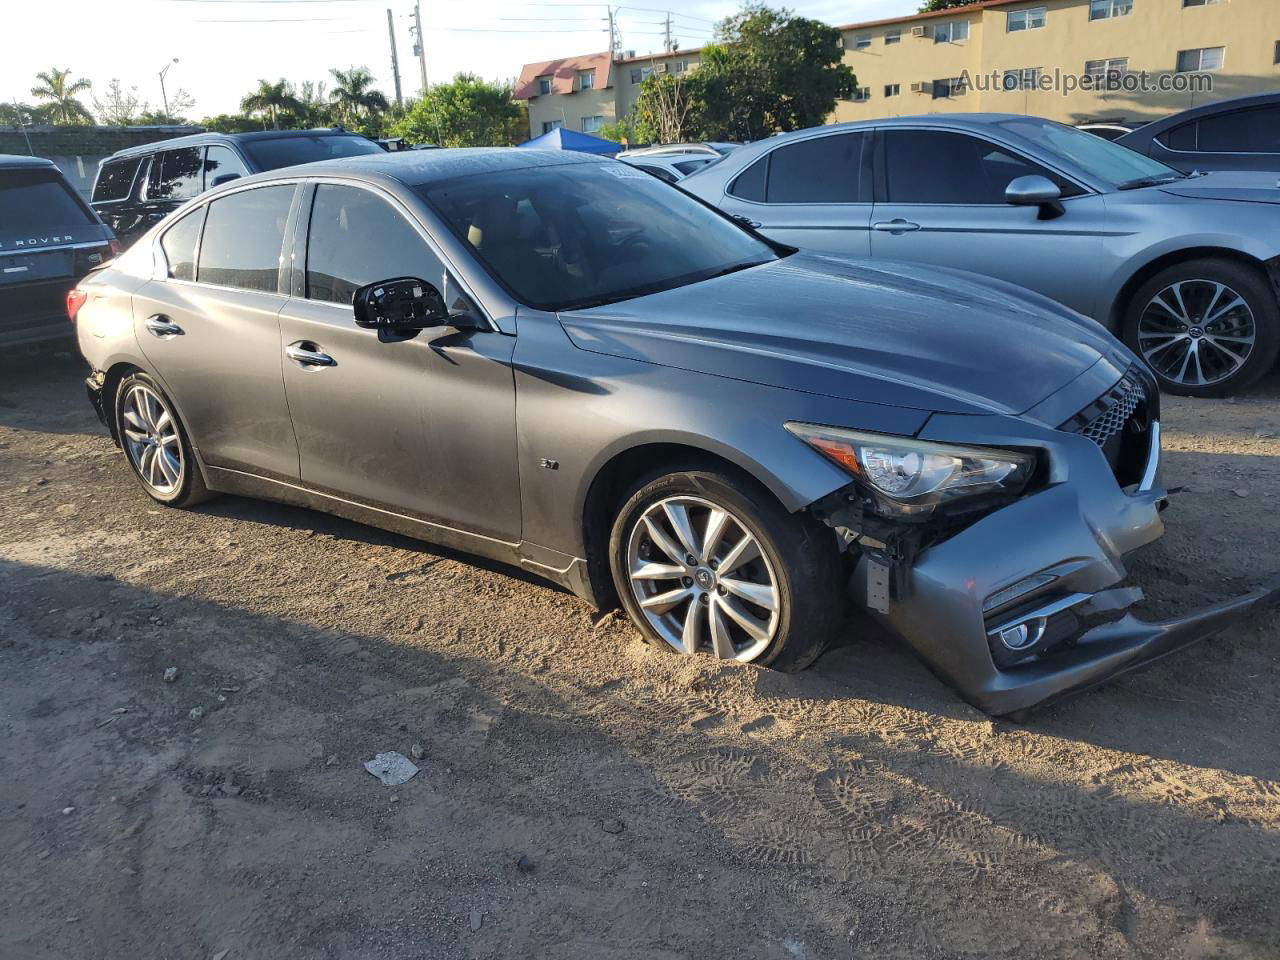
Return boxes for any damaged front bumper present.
[840,395,1280,716]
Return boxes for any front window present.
[1007,7,1046,31]
[1089,0,1132,20]
[883,130,1084,204]
[203,145,250,189]
[240,134,383,171]
[934,21,969,43]
[578,70,595,91]
[993,116,1179,187]
[1177,46,1224,72]
[421,162,780,312]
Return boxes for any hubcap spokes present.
[626,496,780,662]
[122,385,183,494]
[1137,279,1255,387]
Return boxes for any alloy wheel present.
[121,383,184,495]
[1136,279,1256,388]
[625,495,780,662]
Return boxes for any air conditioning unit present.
[911,25,927,37]
[654,62,668,73]
[910,81,932,94]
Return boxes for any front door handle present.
[731,214,762,228]
[144,314,183,337]
[286,341,336,367]
[872,219,922,233]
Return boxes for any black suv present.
[91,128,386,248]
[1,155,117,348]
[1116,92,1280,174]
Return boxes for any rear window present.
[197,185,294,292]
[149,148,204,202]
[0,168,94,231]
[94,157,141,203]
[241,134,383,171]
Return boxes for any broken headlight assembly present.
[785,422,1038,519]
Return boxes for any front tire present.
[1123,258,1279,397]
[114,371,212,507]
[608,466,845,672]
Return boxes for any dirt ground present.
[2,351,1279,960]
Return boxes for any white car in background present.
[618,153,719,184]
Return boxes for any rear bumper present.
[869,419,1278,716]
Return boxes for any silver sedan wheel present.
[1137,279,1256,387]
[121,383,183,495]
[625,495,781,662]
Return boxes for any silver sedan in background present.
[681,115,1280,397]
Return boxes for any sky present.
[2,0,909,119]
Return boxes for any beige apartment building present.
[516,0,1280,139]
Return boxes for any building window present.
[850,86,871,102]
[1275,39,1280,64]
[1085,57,1130,87]
[885,30,901,44]
[1183,0,1221,5]
[536,76,552,95]
[932,76,968,98]
[1089,0,1132,20]
[1177,46,1225,72]
[934,21,969,43]
[1007,7,1046,31]
[542,120,563,134]
[581,115,603,133]
[672,60,689,73]
[578,70,594,91]
[629,66,652,84]
[853,34,871,50]
[1003,67,1042,90]
[884,83,901,97]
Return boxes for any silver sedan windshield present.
[995,117,1180,188]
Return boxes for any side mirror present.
[353,277,450,331]
[211,173,241,188]
[1005,175,1064,220]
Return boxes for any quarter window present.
[1007,7,1046,31]
[729,156,768,202]
[934,21,969,43]
[763,133,869,204]
[148,147,203,202]
[1195,107,1280,153]
[93,156,141,203]
[306,184,446,306]
[883,130,1081,205]
[160,207,204,281]
[1177,46,1224,72]
[196,185,294,292]
[203,145,250,189]
[1089,0,1132,20]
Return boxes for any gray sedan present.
[681,115,1280,397]
[71,149,1278,715]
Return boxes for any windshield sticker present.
[604,164,651,180]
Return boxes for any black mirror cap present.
[353,277,450,331]
[211,173,242,188]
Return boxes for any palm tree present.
[30,68,93,125]
[328,67,389,127]
[239,79,304,130]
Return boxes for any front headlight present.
[785,422,1036,517]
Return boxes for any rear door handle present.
[872,219,921,233]
[144,314,183,337]
[286,341,336,367]
[731,214,762,228]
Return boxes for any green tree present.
[30,68,93,125]
[200,113,264,133]
[632,73,699,144]
[0,101,53,126]
[391,73,522,147]
[598,117,635,144]
[693,4,856,141]
[329,67,389,133]
[240,79,304,130]
[918,0,973,11]
[297,80,335,128]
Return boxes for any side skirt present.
[202,465,599,606]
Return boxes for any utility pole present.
[387,8,403,109]
[604,7,617,60]
[663,13,672,53]
[158,58,178,118]
[411,2,428,96]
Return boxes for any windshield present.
[422,161,779,311]
[995,117,1180,188]
[0,168,93,232]
[242,134,384,171]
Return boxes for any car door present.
[1148,105,1280,173]
[276,181,520,541]
[130,182,301,480]
[136,147,205,235]
[716,131,874,256]
[869,128,1107,318]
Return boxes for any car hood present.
[1157,170,1280,205]
[558,253,1115,416]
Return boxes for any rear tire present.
[1122,258,1279,397]
[114,371,213,508]
[608,465,845,672]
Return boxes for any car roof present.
[1126,91,1280,138]
[0,154,58,170]
[104,127,377,161]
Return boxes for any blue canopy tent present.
[517,128,617,155]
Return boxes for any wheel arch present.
[1108,246,1280,332]
[101,361,143,446]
